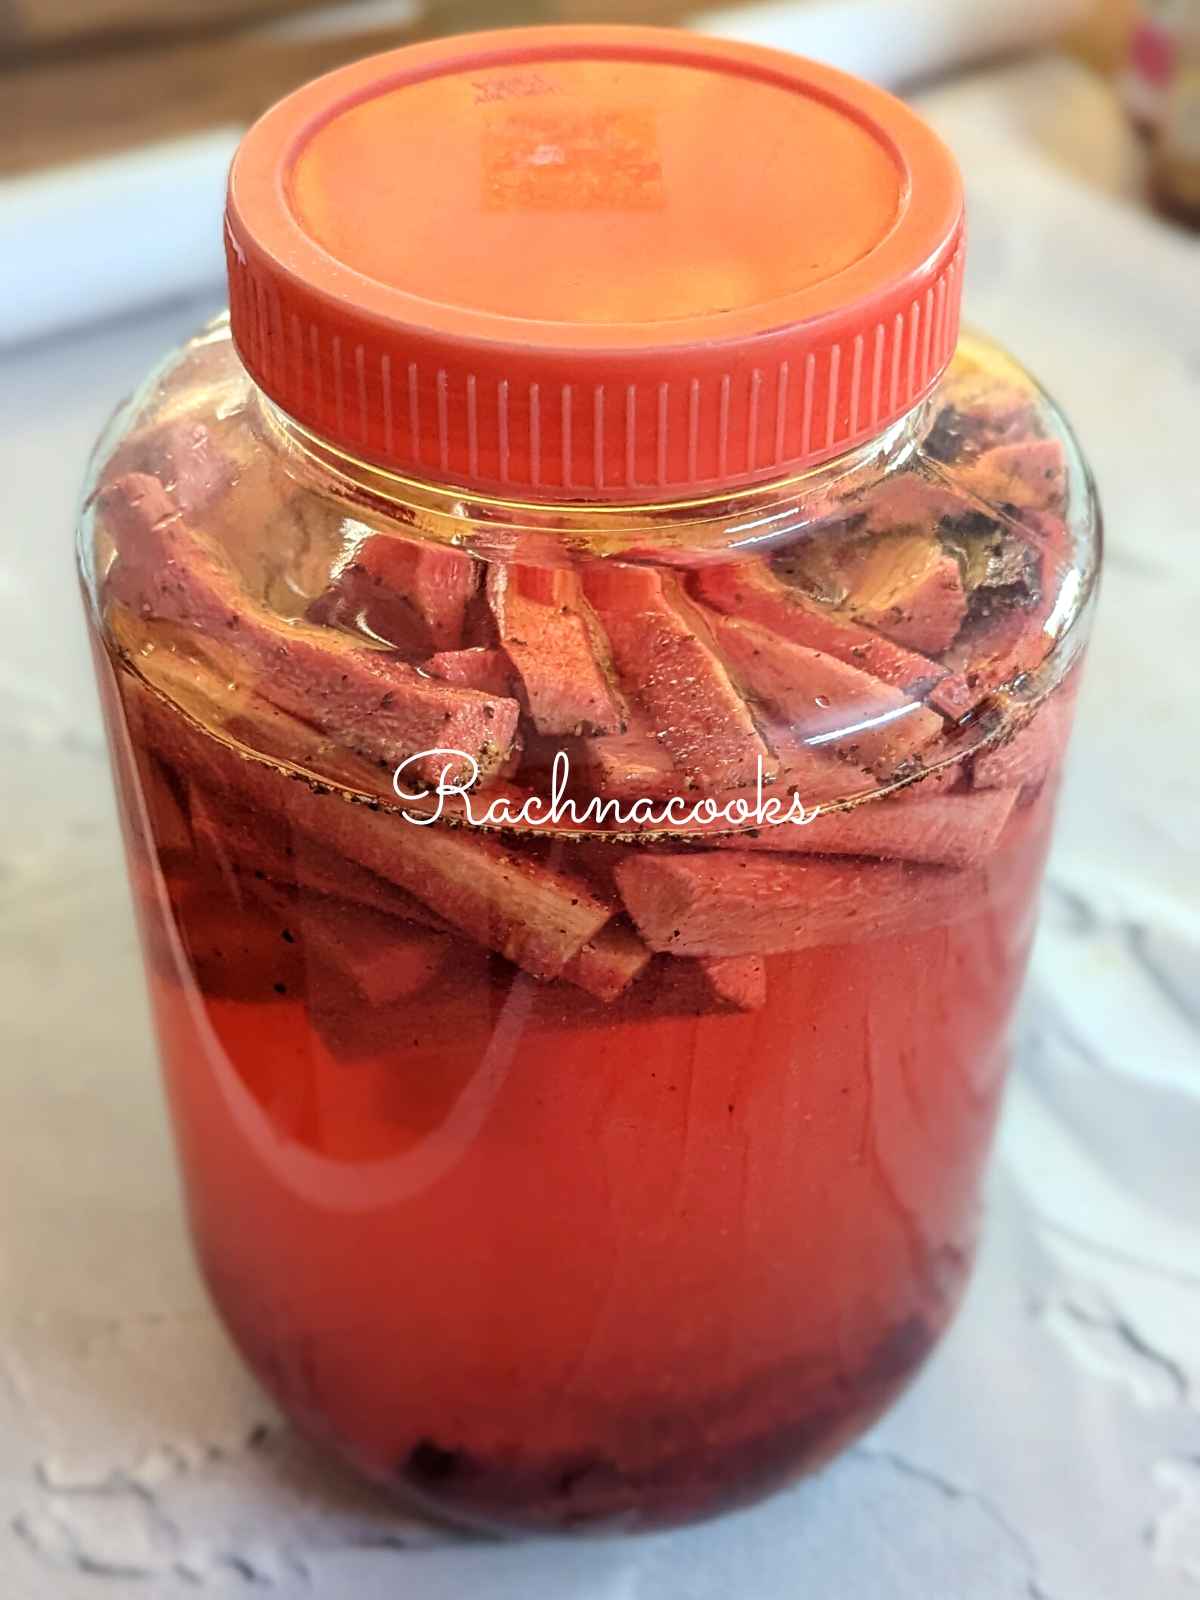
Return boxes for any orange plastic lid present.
[226,26,965,500]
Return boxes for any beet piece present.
[958,440,1067,513]
[124,658,615,983]
[423,647,515,697]
[138,751,192,861]
[580,725,869,831]
[939,512,1043,616]
[209,756,613,982]
[972,699,1065,791]
[308,532,479,654]
[767,734,876,807]
[941,602,1049,702]
[169,884,303,1003]
[188,870,451,1008]
[279,802,615,983]
[561,920,652,1001]
[699,955,767,1011]
[187,782,455,934]
[106,418,236,517]
[923,405,974,465]
[854,473,960,536]
[714,786,1017,869]
[300,903,451,1007]
[923,394,1036,466]
[615,850,980,957]
[585,565,775,792]
[100,474,519,786]
[487,565,625,736]
[582,723,678,802]
[582,565,665,610]
[938,503,1070,706]
[842,533,967,655]
[692,561,962,713]
[710,614,943,769]
[933,369,1039,452]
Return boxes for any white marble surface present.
[1,55,1198,1599]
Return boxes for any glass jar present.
[78,28,1100,1535]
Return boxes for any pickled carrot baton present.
[764,735,877,807]
[690,561,970,718]
[423,647,515,697]
[165,884,304,1004]
[110,607,398,800]
[699,955,767,1011]
[124,650,615,983]
[270,794,616,984]
[137,750,192,862]
[615,850,981,957]
[842,532,967,655]
[941,602,1049,704]
[309,530,480,653]
[313,917,450,1007]
[585,564,776,791]
[708,613,943,768]
[169,875,450,1009]
[712,786,1016,870]
[187,779,456,935]
[249,881,453,1007]
[488,565,626,736]
[853,472,960,533]
[582,727,678,801]
[767,477,966,655]
[562,920,652,1001]
[957,439,1067,513]
[582,727,865,829]
[106,417,237,517]
[931,369,1039,450]
[971,698,1065,790]
[100,473,519,786]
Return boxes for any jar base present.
[203,1243,955,1538]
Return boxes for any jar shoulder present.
[79,316,1098,821]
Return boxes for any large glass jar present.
[78,28,1100,1535]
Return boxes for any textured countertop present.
[1,56,1198,1600]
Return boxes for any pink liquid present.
[100,635,1062,1531]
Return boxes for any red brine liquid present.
[95,622,1068,1531]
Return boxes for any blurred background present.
[0,0,1192,349]
[3,4,1200,1598]
[0,0,1147,183]
[3,0,1196,785]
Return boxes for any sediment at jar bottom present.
[389,1311,942,1532]
[206,1258,947,1534]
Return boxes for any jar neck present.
[256,389,935,560]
